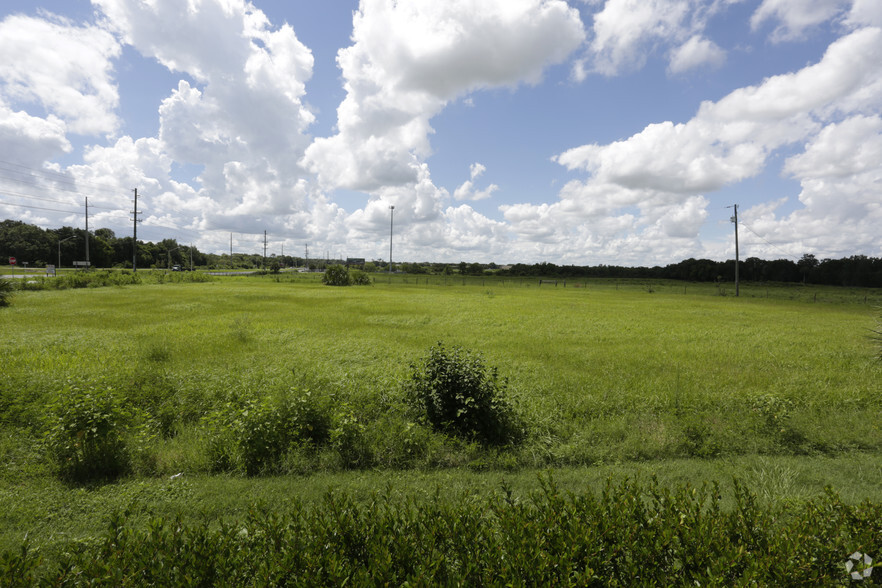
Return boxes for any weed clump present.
[203,389,333,476]
[0,277,13,307]
[44,385,133,483]
[404,342,524,446]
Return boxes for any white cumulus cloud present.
[454,163,500,201]
[751,0,851,42]
[668,35,726,74]
[303,0,585,192]
[0,13,121,136]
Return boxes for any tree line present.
[0,220,302,270]
[2,219,881,287]
[497,254,882,288]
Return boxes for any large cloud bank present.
[0,0,880,264]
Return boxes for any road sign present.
[8,257,15,265]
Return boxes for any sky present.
[0,0,880,266]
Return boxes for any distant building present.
[346,258,365,267]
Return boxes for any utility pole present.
[263,231,267,270]
[230,233,233,267]
[189,242,193,271]
[389,205,395,273]
[305,243,309,270]
[131,189,140,271]
[84,197,90,267]
[729,204,740,297]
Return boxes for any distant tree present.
[0,220,53,265]
[322,264,350,286]
[798,253,819,283]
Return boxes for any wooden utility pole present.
[730,204,740,297]
[84,197,90,266]
[389,205,395,273]
[131,189,140,271]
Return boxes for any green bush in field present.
[44,385,132,483]
[0,278,13,307]
[350,269,371,285]
[322,265,371,286]
[330,406,372,469]
[322,264,351,286]
[203,389,332,476]
[405,342,524,446]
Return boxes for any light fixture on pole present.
[58,236,76,271]
[166,246,181,269]
[389,205,395,273]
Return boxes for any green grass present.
[1,275,881,570]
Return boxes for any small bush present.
[404,342,524,446]
[350,269,372,285]
[322,265,351,286]
[0,278,14,307]
[44,385,132,483]
[330,406,372,469]
[202,389,332,475]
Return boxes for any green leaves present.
[0,278,13,307]
[405,342,524,446]
[44,385,132,483]
[4,477,881,585]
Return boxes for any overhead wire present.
[0,159,121,195]
[0,201,81,214]
[738,220,801,261]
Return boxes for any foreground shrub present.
[404,342,524,446]
[43,385,132,483]
[203,389,332,475]
[4,477,881,586]
[0,277,13,306]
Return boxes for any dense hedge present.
[3,477,880,586]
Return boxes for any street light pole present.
[389,205,395,274]
[58,236,76,272]
[167,246,180,269]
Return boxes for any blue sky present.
[1,0,880,265]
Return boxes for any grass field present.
[1,273,881,581]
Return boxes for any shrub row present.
[10,269,214,292]
[3,477,880,586]
[40,343,526,482]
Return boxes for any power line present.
[739,221,802,261]
[0,159,121,195]
[0,189,122,211]
[0,172,125,203]
[0,201,80,214]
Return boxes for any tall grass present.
[1,277,880,477]
[3,475,881,586]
